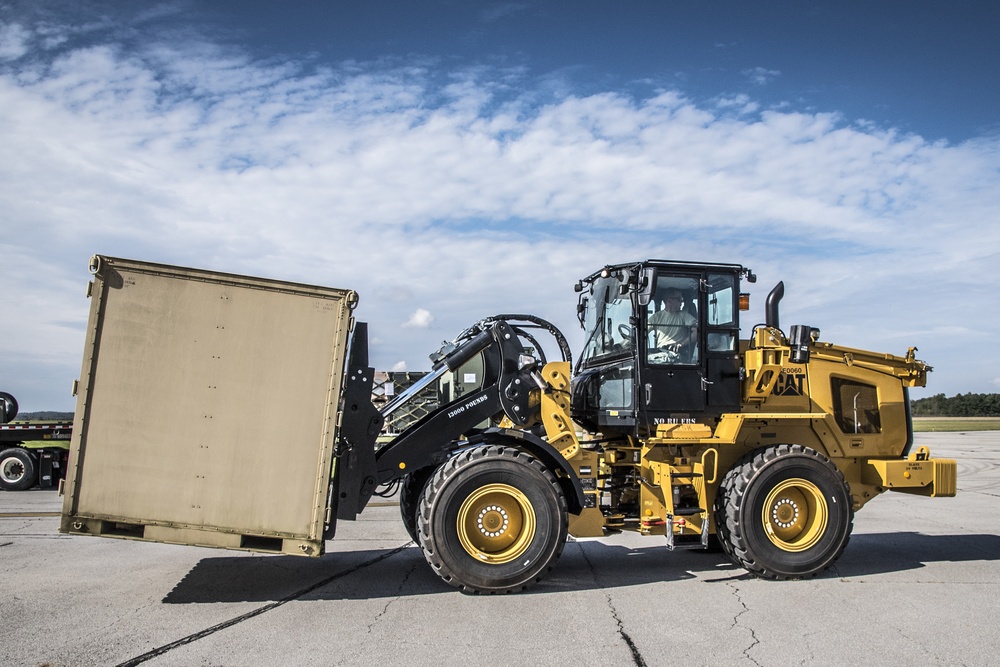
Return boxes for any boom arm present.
[374,318,535,483]
[335,314,577,518]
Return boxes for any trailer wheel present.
[399,467,436,543]
[0,392,17,424]
[715,444,853,579]
[417,445,567,594]
[0,447,37,491]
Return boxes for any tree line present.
[18,411,74,421]
[910,393,1000,417]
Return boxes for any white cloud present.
[744,67,781,85]
[1,16,999,409]
[481,4,529,23]
[0,23,29,60]
[402,309,435,329]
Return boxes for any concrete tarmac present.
[3,432,998,667]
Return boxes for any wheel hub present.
[762,478,828,553]
[457,484,536,565]
[477,505,510,538]
[1,457,24,482]
[771,498,800,528]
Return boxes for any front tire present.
[0,447,37,491]
[417,445,568,594]
[715,444,853,579]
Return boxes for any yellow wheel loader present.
[60,256,955,594]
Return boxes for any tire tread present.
[416,445,567,594]
[714,444,854,580]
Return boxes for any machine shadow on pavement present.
[162,541,716,604]
[161,530,1000,605]
[833,532,1000,577]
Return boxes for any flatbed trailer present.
[0,392,73,491]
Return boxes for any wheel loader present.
[60,256,956,594]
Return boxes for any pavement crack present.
[605,594,647,667]
[577,541,599,584]
[577,544,646,667]
[114,544,409,667]
[365,561,418,635]
[895,625,961,665]
[727,581,761,666]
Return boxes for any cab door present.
[639,269,742,426]
[702,271,742,411]
[639,271,706,421]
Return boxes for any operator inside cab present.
[648,285,698,365]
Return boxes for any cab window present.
[705,273,737,352]
[580,274,633,365]
[646,275,699,365]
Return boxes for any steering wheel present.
[649,348,681,364]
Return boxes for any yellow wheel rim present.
[762,478,828,552]
[457,484,536,564]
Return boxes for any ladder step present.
[665,510,709,551]
[673,505,702,516]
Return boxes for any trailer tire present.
[0,447,37,491]
[417,445,567,594]
[0,392,17,424]
[715,444,853,580]
[399,467,436,543]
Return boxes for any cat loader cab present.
[572,260,755,434]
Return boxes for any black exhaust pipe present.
[765,281,784,330]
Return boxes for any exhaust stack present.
[765,281,784,330]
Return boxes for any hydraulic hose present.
[491,314,573,366]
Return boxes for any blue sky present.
[198,0,1000,143]
[2,1,999,411]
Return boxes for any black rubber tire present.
[399,467,436,543]
[714,444,853,580]
[0,447,37,492]
[0,392,17,424]
[714,463,742,563]
[417,445,568,594]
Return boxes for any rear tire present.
[417,445,568,594]
[0,447,37,491]
[715,444,853,579]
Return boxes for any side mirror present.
[637,267,655,306]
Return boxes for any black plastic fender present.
[470,427,586,515]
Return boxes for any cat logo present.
[775,370,806,396]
